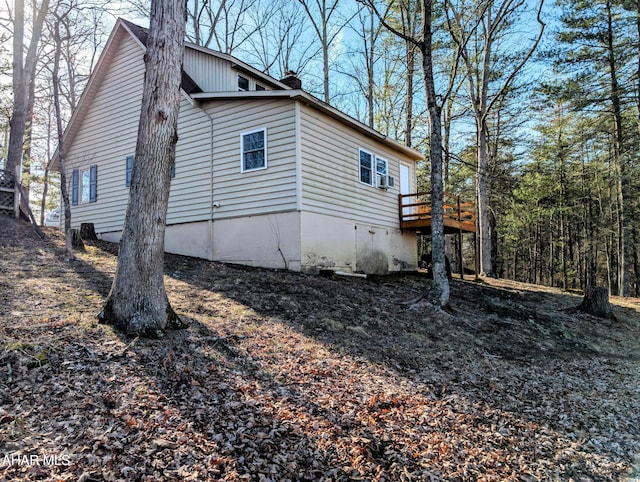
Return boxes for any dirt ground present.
[1,216,639,481]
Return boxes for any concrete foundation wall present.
[165,222,213,260]
[212,212,301,271]
[98,221,213,260]
[300,212,417,274]
[97,211,416,275]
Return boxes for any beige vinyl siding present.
[167,99,213,224]
[65,34,145,233]
[299,104,415,227]
[203,98,297,218]
[66,34,214,233]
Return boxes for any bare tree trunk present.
[405,38,414,147]
[446,0,544,277]
[476,121,492,275]
[604,0,626,296]
[363,0,449,306]
[51,11,74,261]
[401,0,417,148]
[98,0,187,337]
[421,0,449,307]
[7,0,25,181]
[7,0,50,209]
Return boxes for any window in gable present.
[359,148,373,185]
[238,75,249,91]
[255,84,265,91]
[241,128,267,172]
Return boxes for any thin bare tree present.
[362,0,464,307]
[297,0,360,103]
[50,2,74,259]
[445,0,545,276]
[6,0,49,215]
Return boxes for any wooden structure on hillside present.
[0,169,16,217]
[399,191,479,277]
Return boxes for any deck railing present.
[398,191,476,232]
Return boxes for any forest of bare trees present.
[2,0,639,297]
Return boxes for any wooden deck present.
[399,192,476,234]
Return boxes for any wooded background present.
[1,0,638,296]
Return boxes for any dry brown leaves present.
[1,218,639,481]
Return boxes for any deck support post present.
[457,196,463,280]
[474,231,480,280]
[458,230,464,280]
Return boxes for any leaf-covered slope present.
[1,218,639,481]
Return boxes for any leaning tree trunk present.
[98,0,187,337]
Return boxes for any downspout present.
[295,100,302,211]
[203,105,215,261]
[295,100,303,271]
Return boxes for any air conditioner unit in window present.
[377,175,395,189]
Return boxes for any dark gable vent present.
[280,71,302,89]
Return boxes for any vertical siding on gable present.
[299,104,417,228]
[184,48,234,92]
[202,98,297,218]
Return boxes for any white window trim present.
[358,148,374,186]
[240,127,268,173]
[375,156,388,176]
[376,156,389,187]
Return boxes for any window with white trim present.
[241,128,267,172]
[359,148,373,185]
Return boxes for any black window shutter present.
[126,155,134,186]
[89,165,97,203]
[72,169,79,205]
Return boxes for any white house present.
[54,19,426,275]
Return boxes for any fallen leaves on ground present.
[0,217,639,481]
